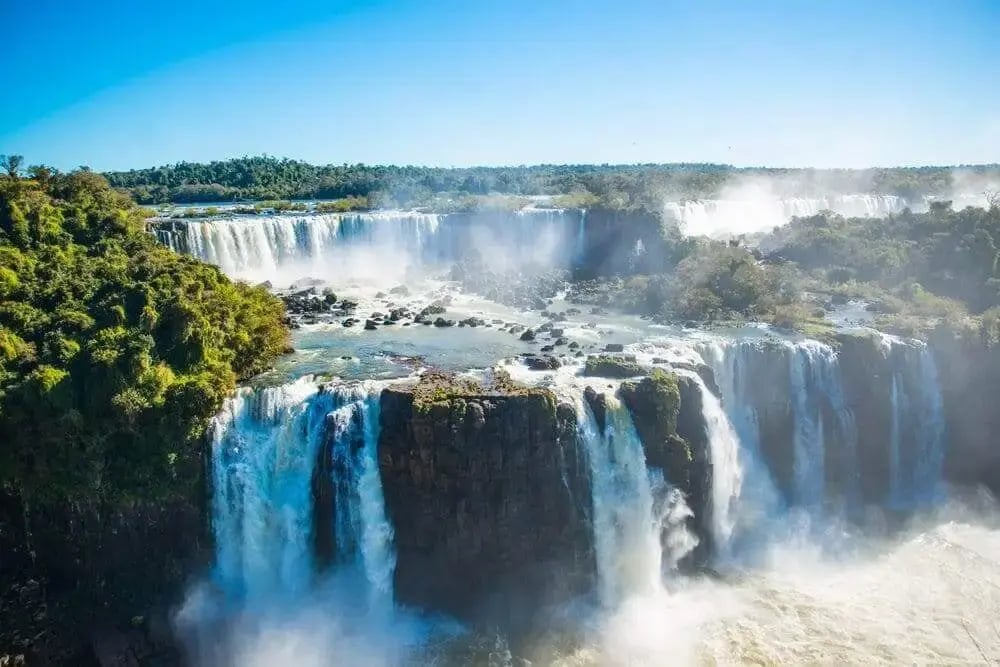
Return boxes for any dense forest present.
[103,156,1000,206]
[0,161,289,505]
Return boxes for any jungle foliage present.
[0,164,289,503]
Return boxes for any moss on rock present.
[583,353,647,378]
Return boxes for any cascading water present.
[325,384,395,607]
[208,377,394,605]
[677,370,744,557]
[887,341,946,509]
[576,393,665,605]
[697,340,782,537]
[701,336,946,524]
[788,342,837,510]
[208,378,331,601]
[667,193,906,237]
[154,208,584,283]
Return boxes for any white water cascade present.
[887,342,947,509]
[208,377,394,605]
[678,370,744,557]
[576,393,670,605]
[155,208,584,284]
[701,336,947,527]
[667,193,906,237]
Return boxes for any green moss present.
[620,369,692,485]
[410,369,557,417]
[583,354,646,378]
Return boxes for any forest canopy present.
[103,156,1000,207]
[0,163,289,503]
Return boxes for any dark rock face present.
[676,376,713,563]
[378,386,593,625]
[619,372,712,564]
[929,328,1000,494]
[834,333,894,504]
[0,493,206,665]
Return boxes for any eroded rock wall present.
[377,385,593,623]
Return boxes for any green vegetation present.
[411,369,555,414]
[572,241,812,331]
[766,201,1000,336]
[583,354,647,378]
[104,156,999,207]
[619,369,692,487]
[0,161,289,503]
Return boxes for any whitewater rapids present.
[536,508,1000,666]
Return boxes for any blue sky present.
[2,0,998,171]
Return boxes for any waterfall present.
[697,340,781,532]
[789,342,830,509]
[208,378,394,605]
[886,341,946,509]
[576,393,665,605]
[914,347,946,504]
[678,371,743,556]
[667,194,906,237]
[326,384,395,605]
[698,340,859,517]
[154,208,583,283]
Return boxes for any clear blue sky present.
[2,0,998,171]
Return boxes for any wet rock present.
[390,285,410,296]
[524,355,561,371]
[519,329,536,342]
[554,337,568,346]
[583,353,645,378]
[540,345,555,352]
[365,319,378,330]
[568,341,580,349]
[342,318,357,327]
[604,343,625,352]
[434,317,455,328]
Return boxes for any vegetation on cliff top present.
[0,161,289,503]
[104,155,998,206]
[410,369,555,414]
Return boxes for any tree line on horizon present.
[97,155,1000,207]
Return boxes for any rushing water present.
[665,194,906,237]
[155,208,583,284]
[576,394,665,605]
[679,370,744,557]
[181,331,981,665]
[207,377,394,605]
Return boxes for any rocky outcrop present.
[835,332,895,504]
[0,492,206,665]
[620,370,712,563]
[377,376,593,625]
[929,326,1000,494]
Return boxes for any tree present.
[1,154,24,179]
